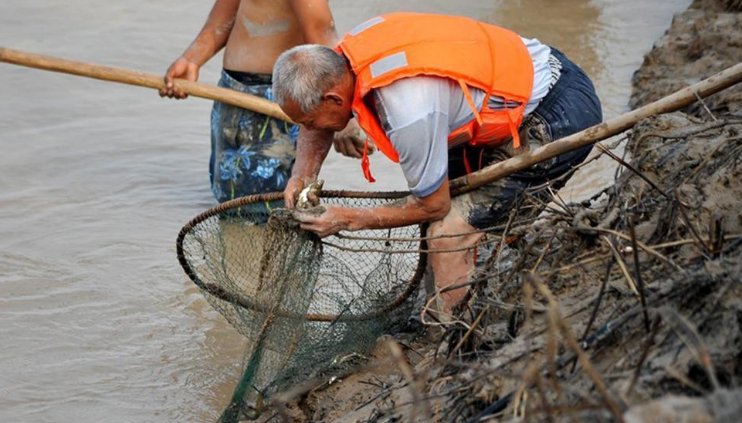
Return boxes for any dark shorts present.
[450,48,603,229]
[210,70,299,203]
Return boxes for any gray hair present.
[272,44,349,113]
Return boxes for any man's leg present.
[427,204,484,315]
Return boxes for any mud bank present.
[630,0,742,116]
[260,1,742,421]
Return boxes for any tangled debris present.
[425,111,742,423]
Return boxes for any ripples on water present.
[0,0,690,421]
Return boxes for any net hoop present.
[176,191,427,322]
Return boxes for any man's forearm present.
[291,128,335,180]
[345,179,451,230]
[182,0,240,65]
[345,201,443,230]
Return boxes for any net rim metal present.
[176,190,428,322]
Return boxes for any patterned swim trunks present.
[209,70,299,204]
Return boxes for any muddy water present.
[0,0,690,421]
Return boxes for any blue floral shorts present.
[209,70,299,204]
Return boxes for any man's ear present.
[323,92,344,106]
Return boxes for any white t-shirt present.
[370,37,552,197]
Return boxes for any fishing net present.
[176,191,426,422]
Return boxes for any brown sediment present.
[630,0,742,116]
[255,1,742,421]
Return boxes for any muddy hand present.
[292,206,346,238]
[283,176,307,209]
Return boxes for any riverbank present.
[258,1,742,421]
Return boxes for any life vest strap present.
[507,107,521,149]
[361,137,376,182]
[462,146,473,175]
[458,80,483,126]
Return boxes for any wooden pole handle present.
[449,61,742,195]
[0,47,293,122]
[4,48,740,195]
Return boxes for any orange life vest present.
[336,13,534,182]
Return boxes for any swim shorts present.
[210,70,299,203]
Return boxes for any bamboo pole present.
[0,47,292,122]
[449,62,742,195]
[3,48,740,194]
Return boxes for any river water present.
[0,0,690,421]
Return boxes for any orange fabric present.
[458,80,483,126]
[361,137,376,182]
[337,12,534,180]
[462,147,473,175]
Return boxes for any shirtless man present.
[160,0,365,204]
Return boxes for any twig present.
[632,119,731,146]
[662,307,720,391]
[603,235,640,296]
[527,274,626,422]
[531,232,556,273]
[664,365,708,394]
[594,143,670,200]
[580,258,615,343]
[448,306,489,358]
[625,313,661,397]
[538,253,612,277]
[693,90,718,121]
[673,189,712,258]
[652,233,742,249]
[569,225,684,273]
[628,216,651,333]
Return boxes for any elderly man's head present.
[272,45,354,132]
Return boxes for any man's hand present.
[293,205,348,237]
[283,176,307,209]
[159,57,201,99]
[333,118,373,159]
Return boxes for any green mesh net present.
[176,191,426,422]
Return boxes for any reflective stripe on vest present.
[337,12,534,182]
